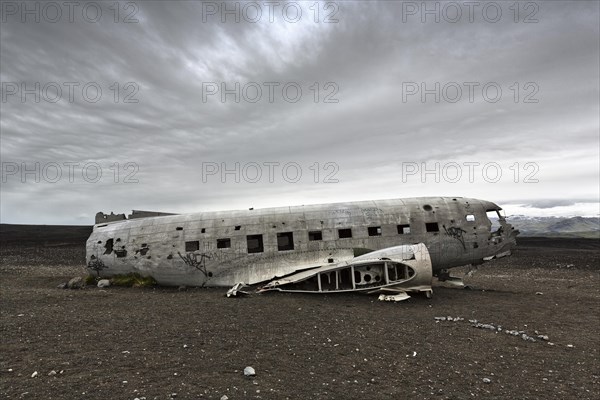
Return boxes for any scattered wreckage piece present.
[226,282,249,297]
[435,271,466,288]
[258,244,433,299]
[378,293,411,302]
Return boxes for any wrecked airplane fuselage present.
[86,197,518,296]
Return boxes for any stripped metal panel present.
[258,244,433,298]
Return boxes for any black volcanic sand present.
[0,225,599,399]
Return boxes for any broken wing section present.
[258,243,432,297]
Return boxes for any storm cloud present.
[1,1,598,224]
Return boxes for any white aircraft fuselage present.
[86,197,518,291]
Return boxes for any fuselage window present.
[185,241,200,252]
[425,222,439,232]
[338,228,352,239]
[368,226,382,236]
[397,224,411,234]
[308,231,323,241]
[247,234,264,253]
[277,232,294,251]
[466,214,475,222]
[217,238,231,249]
[104,239,114,254]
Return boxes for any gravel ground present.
[1,226,598,399]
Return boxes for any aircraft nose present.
[507,222,519,239]
[503,222,519,250]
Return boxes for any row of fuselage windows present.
[184,222,442,254]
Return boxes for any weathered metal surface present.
[226,282,249,297]
[86,197,518,289]
[378,293,411,302]
[258,243,433,296]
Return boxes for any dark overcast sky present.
[1,1,599,224]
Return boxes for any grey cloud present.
[504,199,598,209]
[1,1,598,224]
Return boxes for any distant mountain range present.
[502,216,600,238]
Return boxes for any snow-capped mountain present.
[501,216,600,238]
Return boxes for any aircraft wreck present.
[87,197,518,299]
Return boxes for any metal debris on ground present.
[227,282,249,298]
[378,293,411,302]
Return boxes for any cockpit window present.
[486,210,503,231]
